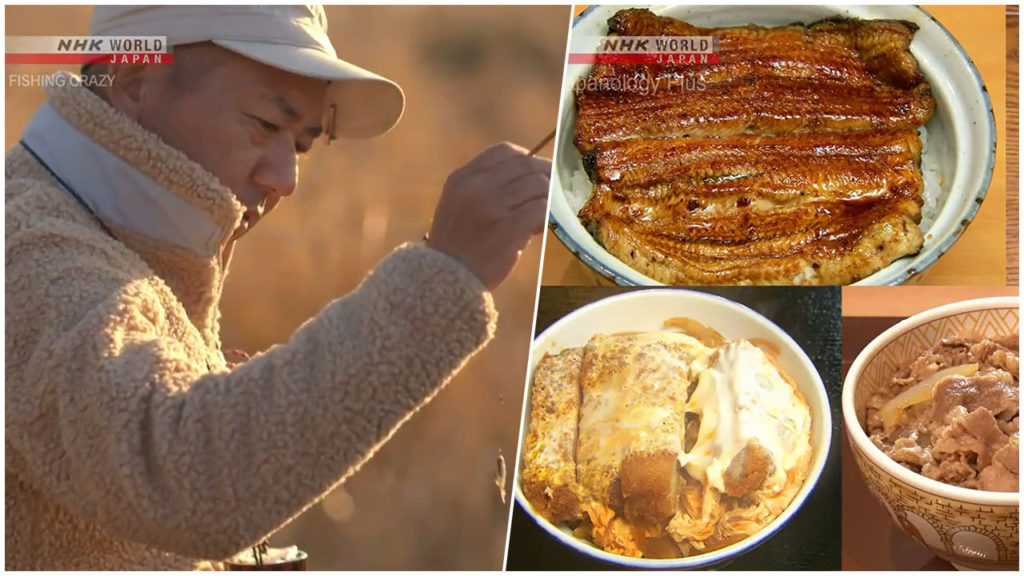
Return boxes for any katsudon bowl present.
[842,297,1019,570]
[550,5,996,286]
[513,289,832,568]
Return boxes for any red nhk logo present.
[568,35,720,65]
[6,36,173,65]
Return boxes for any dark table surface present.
[505,287,842,571]
[840,316,955,571]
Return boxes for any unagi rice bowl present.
[553,5,994,286]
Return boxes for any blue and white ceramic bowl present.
[549,5,996,286]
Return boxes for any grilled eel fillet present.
[574,9,934,285]
[575,10,934,149]
[579,130,925,284]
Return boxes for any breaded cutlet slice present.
[723,440,775,498]
[577,333,705,517]
[621,450,681,524]
[522,348,584,523]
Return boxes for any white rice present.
[566,159,593,216]
[918,124,942,241]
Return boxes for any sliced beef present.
[989,349,1019,378]
[962,408,1011,468]
[970,338,1019,378]
[888,434,929,468]
[922,453,978,487]
[978,443,1019,492]
[890,340,970,391]
[932,408,1009,470]
[992,442,1019,475]
[993,333,1020,352]
[868,334,1020,492]
[998,416,1019,437]
[932,373,1018,423]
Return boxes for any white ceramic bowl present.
[550,5,996,286]
[843,297,1019,570]
[513,289,832,568]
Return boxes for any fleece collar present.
[21,71,243,259]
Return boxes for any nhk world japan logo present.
[6,36,171,65]
[568,35,720,65]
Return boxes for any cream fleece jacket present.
[5,73,498,570]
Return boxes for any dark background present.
[506,286,842,570]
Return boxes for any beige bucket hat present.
[90,5,405,140]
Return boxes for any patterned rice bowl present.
[842,297,1019,570]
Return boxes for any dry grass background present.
[4,5,570,570]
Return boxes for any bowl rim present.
[841,296,1020,507]
[513,288,833,568]
[553,4,997,287]
[903,7,997,285]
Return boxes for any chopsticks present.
[528,128,557,156]
[422,129,556,243]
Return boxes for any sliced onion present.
[749,338,781,358]
[879,363,978,433]
[664,317,725,348]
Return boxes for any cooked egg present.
[679,340,812,496]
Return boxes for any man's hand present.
[427,142,551,291]
[223,348,251,368]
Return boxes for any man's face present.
[110,44,329,255]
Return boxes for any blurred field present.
[4,5,570,570]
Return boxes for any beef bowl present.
[843,297,1019,570]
